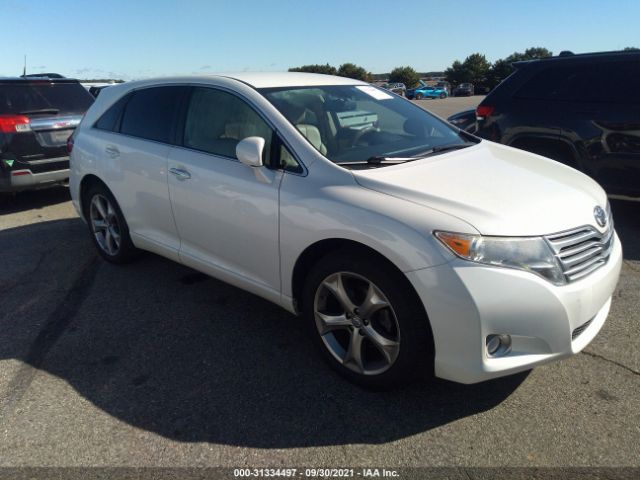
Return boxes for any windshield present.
[259,85,471,165]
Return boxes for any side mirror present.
[236,137,265,167]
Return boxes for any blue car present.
[413,85,448,99]
[406,81,448,100]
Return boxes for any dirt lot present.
[1,95,639,474]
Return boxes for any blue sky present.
[1,0,638,79]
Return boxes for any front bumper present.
[0,168,69,192]
[406,232,623,384]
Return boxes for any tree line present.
[288,46,638,93]
[289,63,372,82]
[444,47,553,92]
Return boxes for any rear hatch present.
[0,79,94,173]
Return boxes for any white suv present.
[69,73,622,388]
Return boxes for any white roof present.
[216,72,367,88]
[122,72,368,90]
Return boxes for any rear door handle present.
[169,167,191,180]
[105,146,120,158]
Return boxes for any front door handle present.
[105,146,120,158]
[169,167,191,180]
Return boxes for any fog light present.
[486,334,512,357]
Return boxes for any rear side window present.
[120,86,186,143]
[515,60,640,104]
[183,87,273,164]
[94,95,129,132]
[0,81,93,115]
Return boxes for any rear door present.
[97,86,187,259]
[167,86,283,294]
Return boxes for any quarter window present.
[183,87,273,165]
[94,95,129,132]
[278,142,303,174]
[120,86,186,143]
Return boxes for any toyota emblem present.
[594,206,607,228]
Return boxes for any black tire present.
[83,183,139,264]
[415,93,423,100]
[440,93,446,99]
[302,249,434,389]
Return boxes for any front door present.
[167,86,282,296]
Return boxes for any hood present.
[352,141,609,236]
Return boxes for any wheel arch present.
[291,238,428,321]
[78,174,111,221]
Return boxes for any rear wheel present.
[303,250,434,388]
[84,184,139,264]
[415,93,424,100]
[440,93,446,99]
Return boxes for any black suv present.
[1,77,93,192]
[453,83,474,96]
[475,50,640,198]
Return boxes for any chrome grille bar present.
[545,219,614,283]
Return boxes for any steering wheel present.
[352,127,378,147]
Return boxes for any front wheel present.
[303,250,434,388]
[415,93,423,100]
[440,93,446,99]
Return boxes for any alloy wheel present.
[313,272,400,375]
[89,194,121,256]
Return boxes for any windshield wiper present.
[336,142,478,167]
[412,142,477,158]
[336,156,416,167]
[420,142,477,157]
[19,108,60,115]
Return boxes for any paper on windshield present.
[356,85,393,100]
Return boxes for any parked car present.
[435,81,451,96]
[0,77,94,192]
[21,73,66,79]
[454,83,474,96]
[417,86,448,99]
[447,109,477,132]
[407,82,448,100]
[475,50,640,199]
[405,80,425,99]
[70,73,621,388]
[382,82,406,96]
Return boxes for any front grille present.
[545,221,614,283]
[572,317,594,340]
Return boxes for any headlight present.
[434,231,566,285]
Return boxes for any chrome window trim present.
[89,82,308,177]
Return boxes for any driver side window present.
[183,87,273,165]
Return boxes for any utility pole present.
[23,55,26,76]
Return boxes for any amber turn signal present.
[434,232,474,258]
